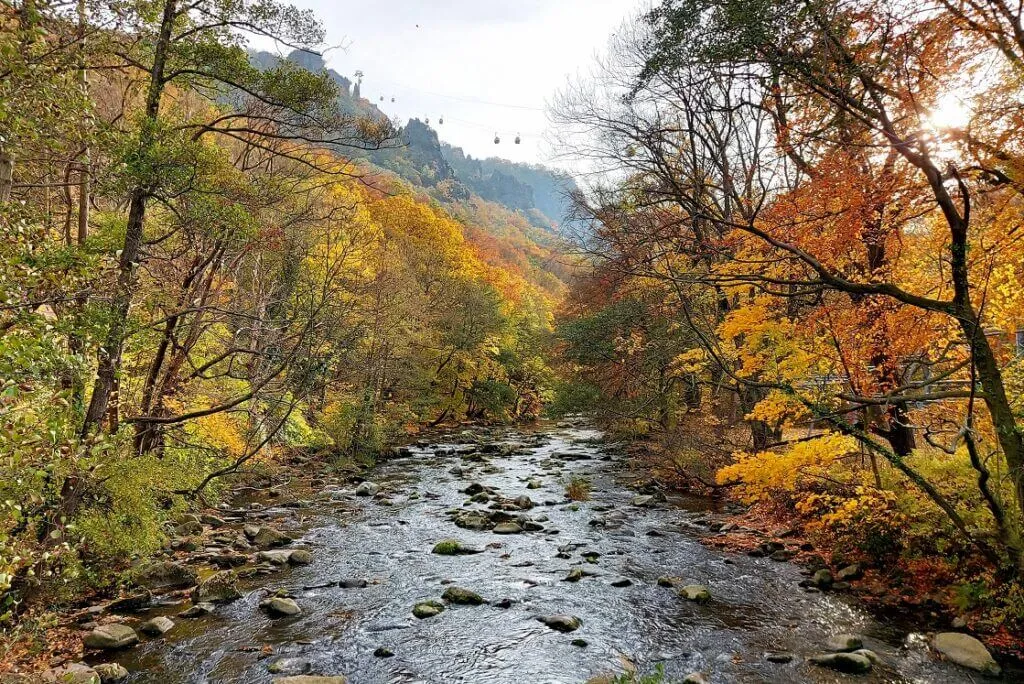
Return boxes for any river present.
[99,419,978,683]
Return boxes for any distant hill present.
[248,49,577,232]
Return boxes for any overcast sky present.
[254,0,649,167]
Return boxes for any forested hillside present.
[251,49,578,234]
[0,0,565,625]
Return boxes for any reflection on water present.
[99,421,973,683]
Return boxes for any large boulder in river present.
[932,632,1001,676]
[431,539,481,556]
[82,623,139,650]
[135,561,197,590]
[272,678,348,684]
[191,570,241,603]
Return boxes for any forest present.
[0,0,562,632]
[2,0,1024,681]
[554,0,1024,648]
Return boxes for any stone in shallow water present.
[538,614,581,632]
[373,647,394,658]
[932,632,1001,676]
[272,678,348,684]
[765,651,795,663]
[355,481,380,497]
[337,578,368,589]
[139,616,174,636]
[179,602,215,618]
[678,585,711,602]
[191,570,241,603]
[268,657,311,675]
[809,652,872,674]
[610,578,632,588]
[442,586,485,605]
[431,539,481,556]
[824,633,863,652]
[261,597,302,617]
[492,522,522,535]
[412,600,444,618]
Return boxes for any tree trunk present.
[81,0,177,434]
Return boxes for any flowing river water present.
[98,420,982,683]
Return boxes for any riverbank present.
[1,421,1006,682]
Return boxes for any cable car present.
[438,116,444,124]
[494,133,501,144]
[379,96,384,102]
[515,133,521,145]
[391,97,395,103]
[425,117,430,124]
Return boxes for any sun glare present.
[929,92,971,130]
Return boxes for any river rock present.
[83,623,139,650]
[261,596,302,617]
[39,663,100,683]
[610,578,632,588]
[442,586,484,605]
[765,652,795,663]
[836,563,863,581]
[631,495,655,507]
[191,570,241,603]
[527,479,542,489]
[268,657,311,675]
[258,550,293,565]
[563,567,584,582]
[932,632,1001,676]
[92,663,128,683]
[355,482,380,497]
[272,678,348,684]
[809,652,872,674]
[412,600,445,618]
[289,549,313,565]
[681,674,709,684]
[107,590,152,613]
[135,561,197,590]
[431,539,481,556]
[250,526,291,549]
[139,616,174,636]
[461,483,485,496]
[175,520,203,537]
[678,585,711,602]
[538,614,581,632]
[338,578,369,589]
[513,495,534,510]
[492,522,522,535]
[810,568,833,589]
[454,511,492,531]
[179,602,215,618]
[825,633,863,652]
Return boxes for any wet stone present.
[809,652,872,674]
[538,614,581,632]
[93,663,128,683]
[139,616,175,636]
